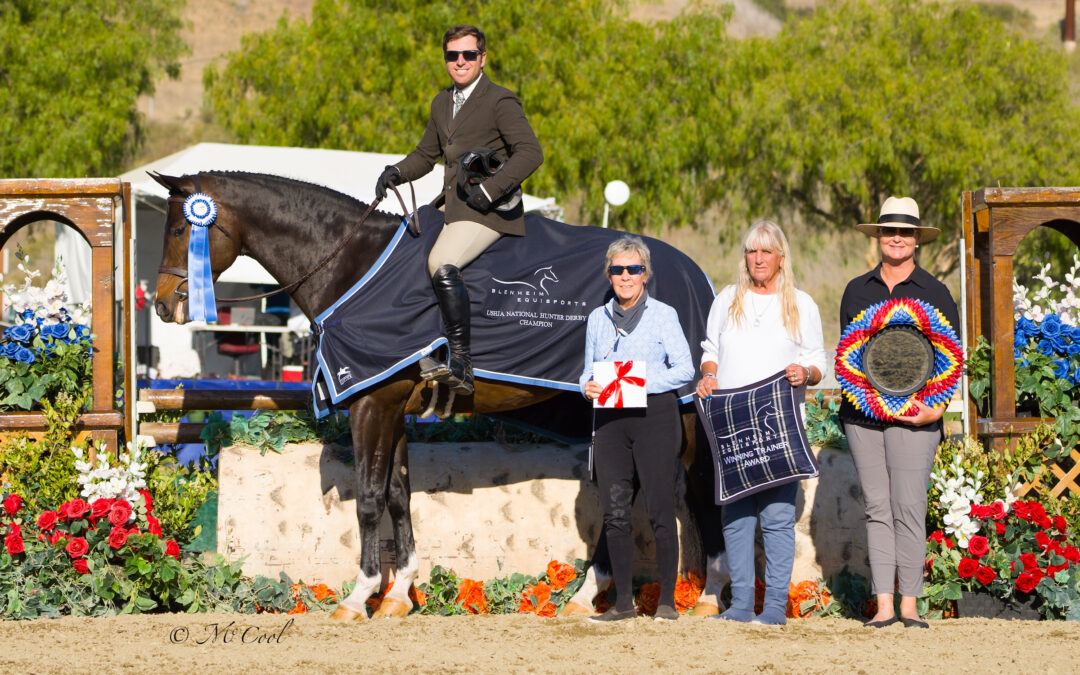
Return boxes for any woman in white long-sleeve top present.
[695,220,826,625]
[579,235,694,622]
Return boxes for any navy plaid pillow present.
[695,370,819,505]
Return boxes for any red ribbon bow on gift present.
[598,361,645,407]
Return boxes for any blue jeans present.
[721,482,798,612]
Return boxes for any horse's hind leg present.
[331,396,398,621]
[371,419,418,618]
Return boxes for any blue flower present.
[45,323,70,340]
[1038,339,1055,357]
[14,346,35,364]
[1074,366,1080,386]
[1052,335,1070,354]
[4,323,35,344]
[1041,314,1063,339]
[1052,359,1070,379]
[1068,343,1080,355]
[1,342,20,358]
[20,309,34,321]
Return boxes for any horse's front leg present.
[371,415,418,618]
[331,396,398,621]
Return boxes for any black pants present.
[593,392,680,610]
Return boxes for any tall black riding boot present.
[429,264,474,394]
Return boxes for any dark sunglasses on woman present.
[608,265,646,276]
[444,49,482,62]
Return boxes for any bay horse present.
[150,171,727,618]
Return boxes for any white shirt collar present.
[454,73,484,102]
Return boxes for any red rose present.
[1029,503,1047,520]
[1053,516,1067,535]
[4,531,24,555]
[958,557,979,579]
[1048,563,1067,578]
[968,536,989,558]
[107,527,129,549]
[55,502,68,520]
[1015,572,1037,594]
[995,522,1006,535]
[90,498,112,520]
[3,494,23,516]
[146,514,162,537]
[140,489,153,513]
[48,530,64,545]
[1019,553,1039,571]
[108,500,133,527]
[1029,568,1046,584]
[36,511,58,531]
[65,498,90,520]
[165,539,180,560]
[975,566,996,585]
[945,537,955,549]
[988,501,1007,521]
[66,537,89,558]
[968,504,984,518]
[73,559,89,574]
[1036,531,1052,550]
[1036,515,1052,529]
[928,531,944,544]
[1064,546,1080,564]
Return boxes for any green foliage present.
[200,410,352,461]
[416,565,468,616]
[0,392,86,514]
[726,0,1080,267]
[0,0,187,177]
[0,331,92,412]
[143,451,218,547]
[804,390,846,450]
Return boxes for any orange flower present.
[786,580,818,618]
[287,600,308,615]
[457,578,488,614]
[537,601,558,617]
[545,561,577,591]
[518,598,536,613]
[519,582,552,614]
[312,583,335,602]
[674,575,702,613]
[410,585,427,607]
[636,582,660,616]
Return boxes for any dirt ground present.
[0,612,1076,673]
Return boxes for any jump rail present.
[136,387,845,445]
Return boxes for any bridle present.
[157,179,420,305]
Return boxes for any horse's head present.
[150,172,244,324]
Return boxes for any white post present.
[601,202,611,229]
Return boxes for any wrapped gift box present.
[593,360,647,408]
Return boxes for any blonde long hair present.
[727,220,802,341]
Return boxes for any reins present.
[158,179,420,304]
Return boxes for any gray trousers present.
[845,422,940,597]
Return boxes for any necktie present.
[453,90,465,118]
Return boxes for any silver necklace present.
[748,292,775,327]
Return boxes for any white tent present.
[120,143,557,378]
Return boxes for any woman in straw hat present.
[695,219,826,625]
[840,196,960,629]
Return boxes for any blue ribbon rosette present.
[182,193,219,323]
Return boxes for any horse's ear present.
[148,171,185,195]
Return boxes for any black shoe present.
[863,616,900,628]
[431,265,474,394]
[588,607,637,622]
[901,617,929,629]
[653,605,679,622]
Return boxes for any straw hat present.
[855,196,940,242]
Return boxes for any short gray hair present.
[603,235,651,279]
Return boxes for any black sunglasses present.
[444,49,482,62]
[608,265,646,276]
[878,226,916,238]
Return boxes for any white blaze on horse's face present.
[609,252,647,309]
[445,35,486,89]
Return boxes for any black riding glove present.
[465,187,492,213]
[375,165,401,200]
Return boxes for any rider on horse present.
[375,24,544,394]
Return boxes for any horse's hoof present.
[371,597,411,618]
[691,601,720,618]
[558,601,595,617]
[330,604,367,621]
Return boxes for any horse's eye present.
[171,225,187,236]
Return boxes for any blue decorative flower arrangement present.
[0,308,93,411]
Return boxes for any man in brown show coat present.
[375,24,543,394]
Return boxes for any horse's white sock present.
[340,567,382,613]
[566,564,612,608]
[700,551,731,609]
[382,551,419,604]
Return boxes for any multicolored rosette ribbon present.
[183,193,218,323]
[835,297,964,421]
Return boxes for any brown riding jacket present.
[394,73,543,236]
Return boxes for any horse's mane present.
[198,170,403,221]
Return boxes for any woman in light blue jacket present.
[579,235,693,622]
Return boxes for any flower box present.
[955,590,1041,621]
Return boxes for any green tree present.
[203,0,739,230]
[727,0,1080,271]
[0,0,187,177]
